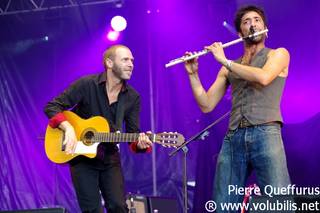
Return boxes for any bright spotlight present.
[222,21,237,35]
[107,30,120,41]
[110,16,127,32]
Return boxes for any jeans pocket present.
[256,124,280,134]
[224,129,237,141]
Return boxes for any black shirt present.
[44,72,141,157]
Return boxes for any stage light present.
[107,30,120,41]
[110,15,127,32]
[114,0,123,8]
[222,21,237,35]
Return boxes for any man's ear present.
[105,58,113,69]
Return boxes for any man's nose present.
[128,61,133,68]
[252,20,258,27]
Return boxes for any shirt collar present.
[98,72,128,92]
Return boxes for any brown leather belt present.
[239,118,252,128]
[238,118,280,128]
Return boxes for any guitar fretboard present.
[93,133,153,142]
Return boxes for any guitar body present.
[45,111,110,163]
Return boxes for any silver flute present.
[165,29,268,68]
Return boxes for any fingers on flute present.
[206,42,221,49]
[184,51,198,62]
[204,45,212,51]
[184,51,192,56]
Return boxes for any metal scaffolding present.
[0,0,123,16]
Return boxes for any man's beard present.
[244,27,265,45]
[112,63,124,80]
[244,32,265,45]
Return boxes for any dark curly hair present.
[234,5,267,33]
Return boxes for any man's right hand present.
[59,121,77,154]
[184,52,199,75]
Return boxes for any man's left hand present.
[205,42,227,64]
[137,131,153,149]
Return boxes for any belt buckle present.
[239,118,251,128]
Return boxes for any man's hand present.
[137,131,152,149]
[184,52,199,75]
[59,121,77,154]
[205,42,227,65]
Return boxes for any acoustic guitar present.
[45,111,184,163]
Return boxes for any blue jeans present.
[213,124,291,212]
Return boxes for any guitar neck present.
[94,132,154,143]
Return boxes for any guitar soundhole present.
[83,130,94,145]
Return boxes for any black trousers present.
[70,152,128,213]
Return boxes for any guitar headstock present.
[154,132,185,148]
